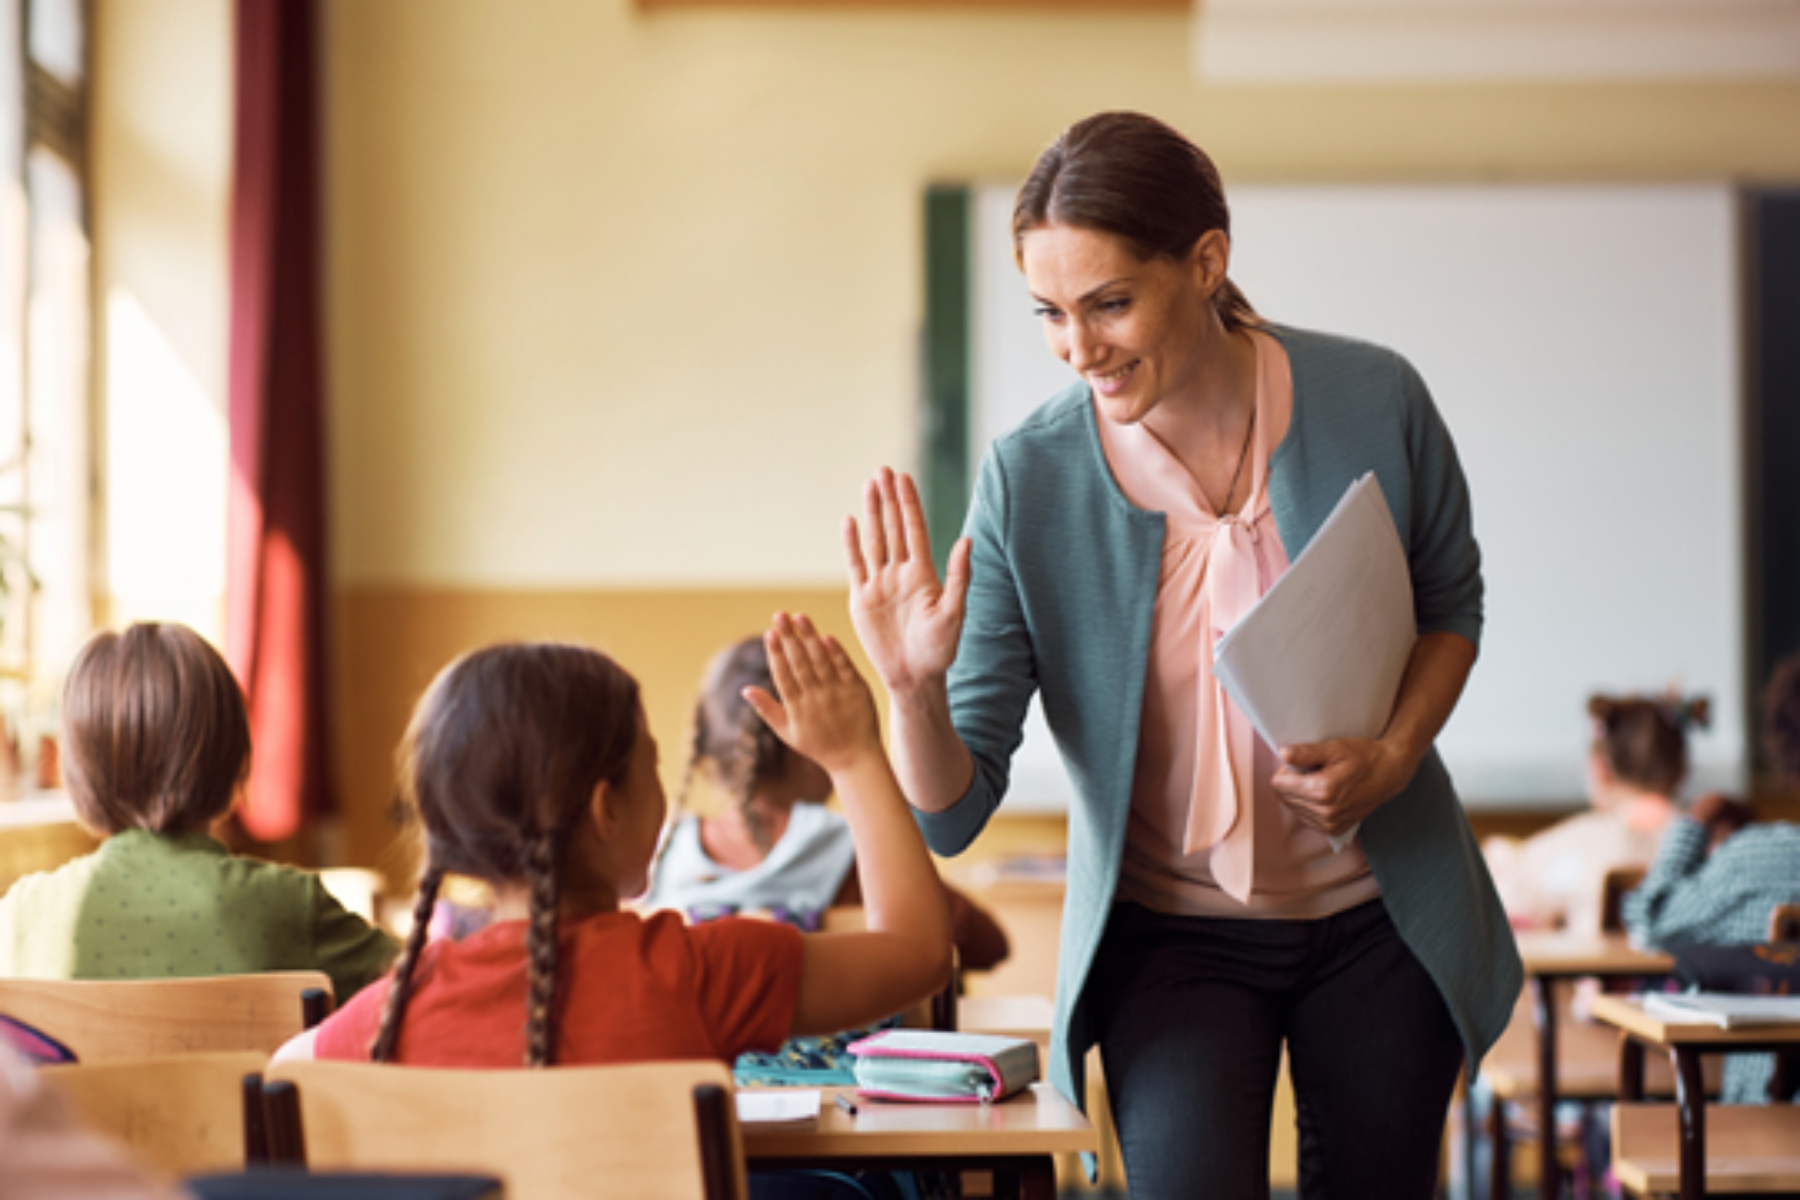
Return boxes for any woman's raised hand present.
[843,468,972,693]
[742,613,880,775]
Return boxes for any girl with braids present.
[1485,691,1709,935]
[645,635,1009,971]
[275,613,954,1067]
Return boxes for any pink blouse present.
[1099,331,1380,919]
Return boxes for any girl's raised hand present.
[741,613,880,775]
[843,468,972,694]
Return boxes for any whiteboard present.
[968,183,1743,810]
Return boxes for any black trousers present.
[1088,898,1463,1200]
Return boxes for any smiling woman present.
[843,111,1521,1200]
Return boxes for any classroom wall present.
[92,0,1800,869]
[90,0,231,644]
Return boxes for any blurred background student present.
[1624,655,1800,1103]
[645,634,1008,972]
[1485,692,1707,934]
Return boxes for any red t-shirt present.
[313,909,803,1066]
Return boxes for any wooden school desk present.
[741,1083,1096,1200]
[957,994,1053,1045]
[1592,994,1800,1200]
[1509,932,1675,1200]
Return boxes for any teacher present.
[844,111,1521,1198]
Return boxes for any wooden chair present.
[262,1059,748,1200]
[1770,903,1800,1101]
[1611,1104,1800,1199]
[1599,865,1648,936]
[41,1050,270,1181]
[0,971,332,1061]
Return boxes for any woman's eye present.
[1033,305,1064,322]
[1098,297,1131,314]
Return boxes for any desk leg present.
[987,1155,1056,1200]
[1532,975,1560,1200]
[1672,1046,1706,1200]
[1618,1034,1645,1102]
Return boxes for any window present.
[3,0,91,786]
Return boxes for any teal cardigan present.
[922,324,1522,1110]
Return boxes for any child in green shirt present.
[0,622,395,1004]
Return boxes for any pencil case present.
[846,1030,1040,1103]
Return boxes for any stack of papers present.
[1212,473,1416,851]
[1643,992,1800,1029]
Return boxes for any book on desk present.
[1643,992,1800,1029]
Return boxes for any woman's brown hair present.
[1012,110,1258,332]
[1588,692,1710,797]
[62,623,250,836]
[668,636,790,856]
[371,642,641,1067]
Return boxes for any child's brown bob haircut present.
[62,622,251,836]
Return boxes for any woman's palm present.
[843,469,971,691]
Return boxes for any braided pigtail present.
[524,829,562,1067]
[652,701,710,884]
[726,722,781,854]
[370,864,445,1063]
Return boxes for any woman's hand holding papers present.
[1273,736,1413,840]
[1273,630,1480,839]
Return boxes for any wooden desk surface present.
[1515,932,1674,977]
[1483,991,1722,1100]
[1591,994,1800,1047]
[741,1084,1096,1160]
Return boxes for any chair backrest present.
[1599,865,1648,934]
[1772,903,1800,942]
[0,972,332,1061]
[41,1050,269,1180]
[263,1059,748,1200]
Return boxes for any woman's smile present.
[1089,360,1140,397]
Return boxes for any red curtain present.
[226,0,329,843]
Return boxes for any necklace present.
[1212,404,1257,517]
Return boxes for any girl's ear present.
[588,779,617,835]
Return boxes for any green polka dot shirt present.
[0,829,398,1005]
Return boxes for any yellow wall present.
[323,0,1800,590]
[91,0,1800,866]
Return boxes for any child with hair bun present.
[278,614,953,1066]
[1623,659,1800,1103]
[645,633,1008,971]
[1485,691,1708,934]
[0,622,396,1003]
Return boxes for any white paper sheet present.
[734,1089,821,1126]
[1212,473,1416,850]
